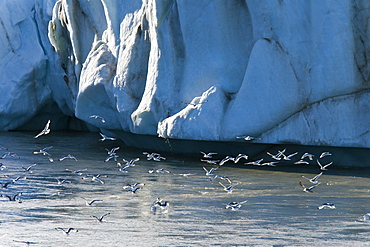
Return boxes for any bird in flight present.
[55,227,78,235]
[299,181,320,193]
[91,213,110,223]
[34,120,51,138]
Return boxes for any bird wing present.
[312,172,323,181]
[316,159,323,169]
[299,181,306,189]
[34,131,44,138]
[308,183,320,190]
[44,119,51,130]
[322,162,333,169]
[210,167,218,173]
[218,182,226,189]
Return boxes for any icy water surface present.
[0,131,369,246]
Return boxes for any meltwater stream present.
[0,131,369,246]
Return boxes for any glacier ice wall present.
[0,0,369,148]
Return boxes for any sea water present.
[0,131,369,247]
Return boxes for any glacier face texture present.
[0,0,369,148]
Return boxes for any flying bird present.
[81,197,103,206]
[299,181,320,193]
[319,152,332,159]
[301,152,314,160]
[99,133,116,141]
[20,164,37,173]
[34,119,51,138]
[89,115,106,123]
[219,182,239,193]
[317,160,333,171]
[301,172,323,184]
[91,213,110,223]
[202,167,218,176]
[58,154,78,161]
[234,154,248,163]
[201,159,220,165]
[200,151,217,158]
[55,227,78,235]
[219,156,235,166]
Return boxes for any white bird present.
[0,152,20,159]
[82,174,107,184]
[89,115,106,123]
[55,178,72,185]
[1,192,22,202]
[148,168,171,174]
[143,152,166,161]
[178,173,196,177]
[91,213,110,223]
[34,119,51,138]
[122,183,145,193]
[20,164,37,173]
[301,172,323,184]
[299,181,320,193]
[65,168,87,176]
[107,147,120,155]
[219,182,239,193]
[267,149,286,161]
[3,175,27,183]
[99,133,116,141]
[294,160,310,165]
[219,156,235,166]
[201,159,220,165]
[58,154,78,161]
[122,158,140,167]
[105,147,120,162]
[234,154,248,163]
[200,151,217,158]
[81,197,103,206]
[317,160,333,170]
[317,203,336,210]
[55,227,78,235]
[210,175,232,184]
[117,163,130,173]
[319,152,332,159]
[280,151,299,161]
[202,167,218,176]
[301,153,314,160]
[236,136,260,141]
[260,161,279,167]
[143,152,159,160]
[225,200,248,210]
[245,158,264,166]
[33,146,53,156]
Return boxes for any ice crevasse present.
[0,0,369,149]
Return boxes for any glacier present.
[0,0,369,149]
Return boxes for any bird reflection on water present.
[0,131,369,246]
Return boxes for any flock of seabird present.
[0,118,369,244]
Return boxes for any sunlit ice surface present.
[0,131,369,246]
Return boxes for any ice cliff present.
[0,0,369,148]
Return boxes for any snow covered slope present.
[0,0,369,148]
